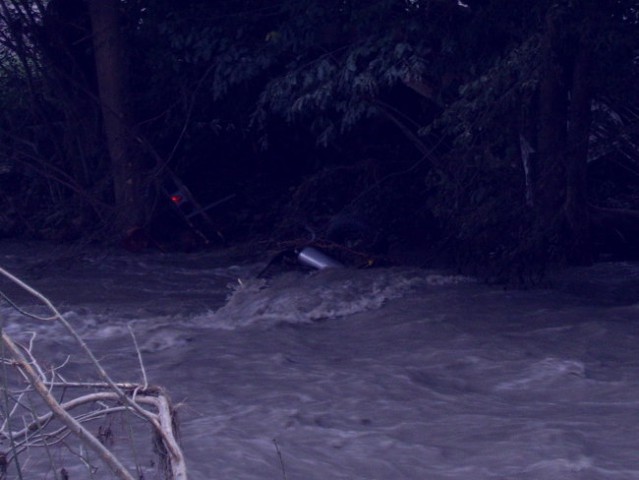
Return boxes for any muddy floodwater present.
[1,241,639,479]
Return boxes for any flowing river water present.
[1,240,638,479]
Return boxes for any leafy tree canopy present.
[1,0,638,279]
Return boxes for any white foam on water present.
[3,244,639,480]
[195,268,463,329]
[495,357,587,391]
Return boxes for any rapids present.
[1,241,638,479]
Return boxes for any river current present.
[1,241,638,479]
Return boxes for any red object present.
[170,194,184,205]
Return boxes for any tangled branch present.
[0,265,187,479]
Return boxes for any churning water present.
[1,241,639,479]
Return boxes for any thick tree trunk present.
[564,33,593,264]
[534,3,594,265]
[535,6,567,237]
[88,0,145,234]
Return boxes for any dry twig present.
[0,265,187,479]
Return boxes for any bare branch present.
[0,265,188,479]
[1,331,137,480]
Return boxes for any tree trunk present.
[534,3,594,265]
[88,0,145,234]
[535,6,567,239]
[563,30,593,264]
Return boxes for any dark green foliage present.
[1,0,639,275]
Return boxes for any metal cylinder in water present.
[297,246,343,270]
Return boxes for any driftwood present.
[0,266,186,479]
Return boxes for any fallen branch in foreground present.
[0,265,186,480]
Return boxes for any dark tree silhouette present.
[88,0,146,234]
